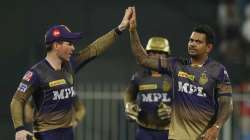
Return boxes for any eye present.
[189,39,194,42]
[196,40,203,44]
[68,42,73,46]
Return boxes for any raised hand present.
[129,6,137,31]
[118,7,133,31]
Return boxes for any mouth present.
[189,49,196,52]
[188,48,197,55]
[69,51,74,56]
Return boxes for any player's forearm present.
[130,30,159,70]
[10,97,26,130]
[214,96,233,128]
[124,84,137,105]
[91,29,120,56]
[24,101,34,123]
[77,29,119,62]
[74,104,85,123]
[124,92,136,105]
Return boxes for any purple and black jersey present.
[127,69,172,130]
[11,29,119,133]
[129,29,233,140]
[164,58,232,139]
[21,59,78,132]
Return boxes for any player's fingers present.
[127,113,137,121]
[132,7,136,18]
[26,131,33,136]
[16,135,25,140]
[203,133,209,140]
[158,112,168,117]
[160,116,168,120]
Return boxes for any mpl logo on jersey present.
[140,92,171,103]
[52,86,76,100]
[178,81,207,97]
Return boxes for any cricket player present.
[124,37,172,140]
[128,7,233,140]
[10,8,133,140]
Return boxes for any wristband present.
[115,27,122,35]
[15,126,25,132]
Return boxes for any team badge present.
[162,80,171,92]
[199,72,208,85]
[22,71,33,82]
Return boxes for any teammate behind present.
[124,37,172,140]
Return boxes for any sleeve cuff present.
[115,27,123,35]
[15,126,25,132]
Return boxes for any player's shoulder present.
[30,59,47,70]
[131,71,141,81]
[131,68,148,81]
[171,56,189,66]
[24,59,49,79]
[206,59,229,78]
[207,59,227,71]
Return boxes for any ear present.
[207,44,213,53]
[52,42,60,50]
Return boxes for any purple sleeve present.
[216,66,232,97]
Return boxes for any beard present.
[188,51,200,59]
[188,49,198,57]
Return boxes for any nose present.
[71,45,75,51]
[189,41,196,47]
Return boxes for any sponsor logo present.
[22,71,33,82]
[49,79,66,87]
[139,84,157,90]
[178,81,207,97]
[178,71,195,81]
[17,83,28,92]
[52,29,60,37]
[52,86,76,100]
[141,93,171,102]
[199,72,208,85]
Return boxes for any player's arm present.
[214,71,233,124]
[72,96,86,126]
[10,71,38,140]
[72,8,133,71]
[214,68,233,127]
[129,7,170,71]
[202,68,233,140]
[24,99,34,124]
[124,73,140,121]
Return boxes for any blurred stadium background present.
[1,0,250,139]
